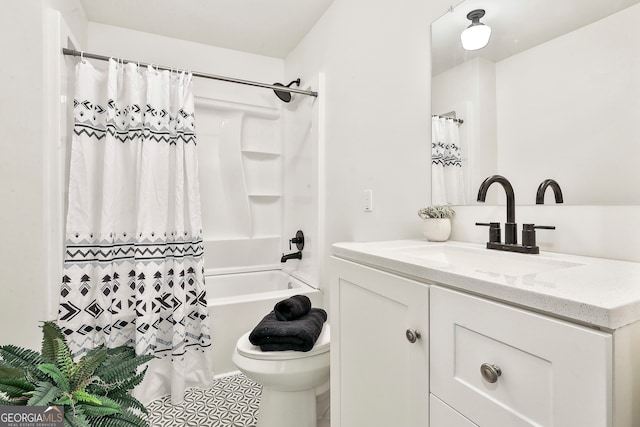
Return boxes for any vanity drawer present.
[430,393,478,427]
[430,286,612,427]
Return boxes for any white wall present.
[0,1,47,350]
[86,23,284,107]
[44,0,87,43]
[0,0,88,350]
[284,0,454,302]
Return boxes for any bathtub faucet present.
[281,251,302,263]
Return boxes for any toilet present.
[232,323,330,427]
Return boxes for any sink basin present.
[393,244,582,277]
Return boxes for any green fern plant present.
[0,321,155,427]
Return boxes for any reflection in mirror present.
[431,0,640,206]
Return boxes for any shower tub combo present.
[206,269,323,375]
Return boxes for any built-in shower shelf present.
[241,150,281,158]
[248,193,281,199]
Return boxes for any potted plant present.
[417,205,455,242]
[0,321,154,427]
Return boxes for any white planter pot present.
[422,218,451,242]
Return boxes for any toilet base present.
[258,387,317,427]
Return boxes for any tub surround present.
[332,239,640,330]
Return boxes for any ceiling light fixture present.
[461,9,491,51]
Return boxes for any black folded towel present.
[249,308,327,352]
[274,294,312,321]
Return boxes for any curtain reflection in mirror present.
[432,116,465,205]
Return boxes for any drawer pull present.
[405,329,422,343]
[480,363,502,383]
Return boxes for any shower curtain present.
[58,59,213,404]
[431,116,465,205]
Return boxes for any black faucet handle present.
[522,224,555,248]
[522,224,556,231]
[289,230,305,251]
[475,222,501,243]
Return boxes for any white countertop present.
[332,240,640,331]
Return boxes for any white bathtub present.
[206,269,323,375]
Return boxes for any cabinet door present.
[430,286,612,427]
[331,258,429,427]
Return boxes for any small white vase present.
[422,218,451,242]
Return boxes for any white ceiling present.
[79,0,335,58]
[432,0,640,75]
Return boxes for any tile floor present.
[147,372,330,427]
[147,373,261,426]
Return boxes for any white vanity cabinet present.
[430,285,611,427]
[331,240,640,427]
[330,257,429,427]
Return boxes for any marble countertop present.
[332,240,640,331]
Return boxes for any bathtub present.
[206,269,324,376]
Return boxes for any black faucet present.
[536,179,564,204]
[281,230,305,263]
[476,175,557,254]
[476,175,517,245]
[281,251,302,262]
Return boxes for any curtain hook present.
[80,51,86,64]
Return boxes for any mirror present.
[431,0,640,205]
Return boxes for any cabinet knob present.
[480,363,502,383]
[405,329,421,343]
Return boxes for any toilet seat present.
[237,324,330,361]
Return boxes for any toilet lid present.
[237,324,330,361]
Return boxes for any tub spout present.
[281,251,302,263]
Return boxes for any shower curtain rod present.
[62,48,318,98]
[432,114,464,125]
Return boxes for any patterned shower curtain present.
[431,116,465,205]
[58,59,213,404]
